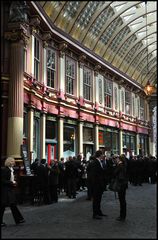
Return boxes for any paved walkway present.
[1,183,157,239]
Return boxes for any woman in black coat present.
[113,155,128,221]
[1,157,25,226]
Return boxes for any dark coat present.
[49,165,60,186]
[113,163,128,191]
[36,164,49,189]
[1,167,17,206]
[91,159,105,193]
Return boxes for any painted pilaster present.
[78,121,83,154]
[58,117,64,160]
[58,42,67,99]
[136,133,140,156]
[28,108,34,160]
[40,113,46,159]
[94,124,99,152]
[119,129,123,155]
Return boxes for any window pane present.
[66,57,75,94]
[83,67,92,100]
[47,49,56,88]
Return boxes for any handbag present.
[108,178,121,192]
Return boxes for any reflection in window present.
[34,37,40,81]
[121,90,125,112]
[125,90,131,115]
[64,126,75,154]
[47,49,56,88]
[99,79,102,104]
[140,97,144,120]
[23,108,28,138]
[104,78,112,108]
[83,127,93,142]
[83,67,92,101]
[114,87,118,110]
[132,96,135,116]
[66,57,75,95]
[46,121,56,139]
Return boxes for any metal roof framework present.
[38,1,157,89]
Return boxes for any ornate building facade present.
[1,1,156,166]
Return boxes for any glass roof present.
[38,1,157,88]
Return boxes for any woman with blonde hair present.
[1,157,25,227]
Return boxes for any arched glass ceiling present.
[38,1,157,88]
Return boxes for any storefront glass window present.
[64,126,75,158]
[113,132,119,154]
[33,115,40,160]
[83,127,93,142]
[46,121,56,140]
[23,108,28,138]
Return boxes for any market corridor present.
[1,183,156,239]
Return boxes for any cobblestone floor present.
[1,183,157,239]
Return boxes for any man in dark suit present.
[91,150,108,219]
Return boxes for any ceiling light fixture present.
[143,1,155,96]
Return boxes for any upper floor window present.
[99,79,103,104]
[137,97,140,118]
[121,90,125,112]
[114,86,118,110]
[47,49,56,88]
[83,67,92,101]
[132,96,135,116]
[34,37,40,81]
[65,56,76,95]
[104,78,112,108]
[23,47,27,72]
[140,97,144,120]
[125,90,131,115]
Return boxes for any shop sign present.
[65,119,77,125]
[34,111,40,118]
[47,116,56,121]
[84,123,93,128]
[21,144,31,175]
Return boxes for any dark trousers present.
[1,204,24,224]
[67,178,76,198]
[92,189,103,216]
[49,185,58,202]
[118,189,126,219]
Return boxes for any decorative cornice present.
[30,16,41,35]
[94,64,101,76]
[5,25,30,46]
[79,54,86,63]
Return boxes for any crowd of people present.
[1,152,157,226]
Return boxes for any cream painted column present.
[58,117,64,160]
[136,133,140,156]
[58,48,66,99]
[78,121,83,154]
[28,108,34,161]
[6,28,29,158]
[78,61,84,101]
[40,113,46,159]
[119,129,123,155]
[94,124,99,152]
